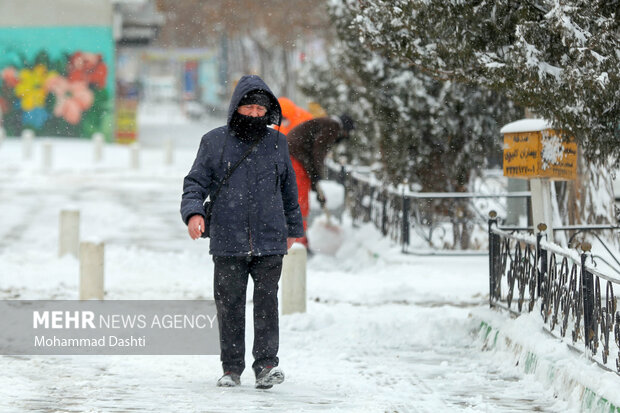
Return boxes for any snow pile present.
[473,307,620,411]
[306,214,344,255]
[499,118,552,134]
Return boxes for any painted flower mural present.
[0,50,109,138]
[46,75,94,125]
[1,67,19,88]
[67,52,107,90]
[15,64,56,111]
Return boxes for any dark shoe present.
[255,366,284,389]
[217,371,241,387]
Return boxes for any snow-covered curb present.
[473,311,620,413]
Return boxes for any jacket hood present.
[227,75,282,127]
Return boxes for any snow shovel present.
[316,183,340,231]
[309,183,344,255]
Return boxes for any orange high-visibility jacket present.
[273,97,314,135]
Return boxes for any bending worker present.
[286,114,355,249]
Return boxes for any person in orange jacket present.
[286,114,355,249]
[274,97,314,135]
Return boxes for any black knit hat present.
[238,90,271,110]
[339,113,355,133]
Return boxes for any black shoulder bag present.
[201,140,260,238]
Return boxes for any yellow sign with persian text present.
[503,130,577,180]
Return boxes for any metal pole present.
[581,243,594,352]
[488,211,498,307]
[402,195,410,253]
[536,224,548,299]
[340,165,347,221]
[381,191,388,236]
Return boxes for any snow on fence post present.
[164,137,174,165]
[130,143,140,169]
[281,243,307,314]
[59,209,80,257]
[79,240,104,300]
[22,129,34,159]
[42,140,52,172]
[93,133,104,162]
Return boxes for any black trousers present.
[213,254,283,376]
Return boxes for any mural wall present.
[0,27,114,139]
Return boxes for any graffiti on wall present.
[0,27,114,139]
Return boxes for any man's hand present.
[287,238,296,249]
[188,215,205,240]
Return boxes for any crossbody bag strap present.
[209,139,261,205]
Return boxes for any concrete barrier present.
[42,140,52,172]
[281,243,307,314]
[79,240,104,300]
[93,133,104,162]
[22,129,34,159]
[164,137,174,165]
[130,143,140,169]
[59,209,80,257]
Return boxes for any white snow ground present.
[0,112,616,412]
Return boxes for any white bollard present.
[59,209,80,257]
[22,129,34,159]
[79,240,104,300]
[164,138,174,165]
[93,133,104,162]
[42,140,53,172]
[281,244,307,315]
[130,143,140,169]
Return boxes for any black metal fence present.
[326,161,531,253]
[489,214,620,372]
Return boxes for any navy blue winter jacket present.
[180,75,304,256]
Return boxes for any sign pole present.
[530,178,554,243]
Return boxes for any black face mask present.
[230,112,270,142]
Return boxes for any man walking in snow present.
[286,115,355,248]
[181,75,304,389]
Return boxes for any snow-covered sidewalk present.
[0,130,601,412]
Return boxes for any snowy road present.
[0,128,579,412]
